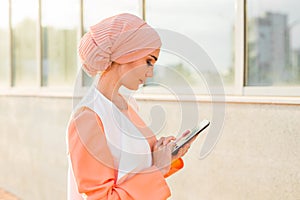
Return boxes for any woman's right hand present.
[152,136,176,175]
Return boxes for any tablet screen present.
[172,120,210,155]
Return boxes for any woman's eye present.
[146,60,153,67]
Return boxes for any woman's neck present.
[96,70,128,111]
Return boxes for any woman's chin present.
[124,84,140,91]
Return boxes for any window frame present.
[241,0,300,97]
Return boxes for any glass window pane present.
[0,0,10,87]
[145,0,235,87]
[11,0,38,86]
[41,0,79,86]
[145,51,210,94]
[82,0,139,86]
[247,0,300,86]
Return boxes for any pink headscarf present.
[78,13,162,76]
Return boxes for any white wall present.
[0,96,299,199]
[0,96,71,200]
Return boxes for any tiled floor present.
[0,189,19,200]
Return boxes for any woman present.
[67,13,194,200]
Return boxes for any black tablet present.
[172,120,210,155]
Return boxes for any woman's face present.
[119,49,160,90]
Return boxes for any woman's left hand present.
[172,130,196,161]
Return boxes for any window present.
[246,0,300,86]
[145,0,235,89]
[82,0,140,86]
[41,0,79,86]
[11,0,38,86]
[0,0,298,100]
[0,0,10,87]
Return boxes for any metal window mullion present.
[8,0,13,87]
[143,0,146,20]
[138,0,145,21]
[37,0,42,87]
[78,0,84,88]
[234,0,245,95]
[79,0,84,39]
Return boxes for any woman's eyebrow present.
[149,55,157,61]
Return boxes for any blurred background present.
[0,0,299,199]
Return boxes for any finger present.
[163,136,176,145]
[178,148,185,156]
[177,143,191,157]
[155,137,165,149]
[181,147,189,156]
[182,129,190,137]
[157,137,165,145]
[174,130,191,143]
[167,141,176,150]
[188,136,197,144]
[182,139,193,150]
[183,143,191,150]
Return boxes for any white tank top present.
[67,86,152,199]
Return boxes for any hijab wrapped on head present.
[78,13,162,77]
